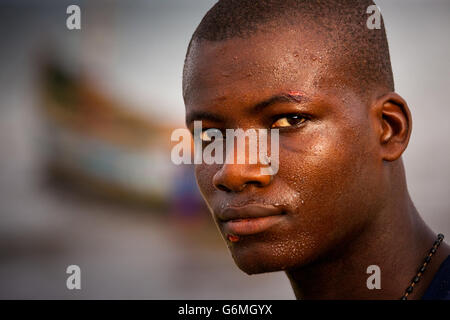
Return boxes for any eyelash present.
[271,113,310,130]
[198,114,310,141]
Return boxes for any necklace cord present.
[400,233,444,300]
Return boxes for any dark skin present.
[183,28,450,299]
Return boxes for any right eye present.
[200,128,223,142]
[271,114,308,129]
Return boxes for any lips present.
[218,204,286,237]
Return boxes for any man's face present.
[184,29,386,274]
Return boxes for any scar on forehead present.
[287,90,306,102]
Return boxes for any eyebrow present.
[252,91,309,113]
[185,91,309,126]
[185,111,226,127]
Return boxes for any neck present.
[285,163,450,300]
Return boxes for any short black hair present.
[184,0,394,99]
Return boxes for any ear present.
[372,92,412,161]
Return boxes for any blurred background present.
[0,0,449,299]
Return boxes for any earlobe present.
[375,93,412,161]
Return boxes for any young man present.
[182,0,450,299]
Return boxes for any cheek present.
[277,124,379,237]
[281,131,363,193]
[194,164,218,202]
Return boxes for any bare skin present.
[183,29,450,300]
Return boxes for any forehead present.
[183,29,337,109]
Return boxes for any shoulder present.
[422,255,450,300]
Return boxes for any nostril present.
[216,184,231,192]
[247,180,263,188]
[215,181,265,193]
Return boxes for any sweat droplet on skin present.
[227,234,240,242]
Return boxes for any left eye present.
[200,128,223,142]
[271,115,307,128]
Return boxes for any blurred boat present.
[39,60,178,209]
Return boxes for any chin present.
[227,235,317,275]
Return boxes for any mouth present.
[217,204,286,240]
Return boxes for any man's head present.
[183,0,412,274]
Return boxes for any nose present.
[212,163,273,192]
